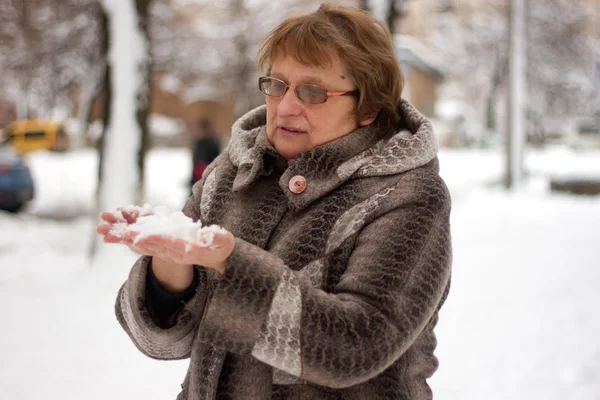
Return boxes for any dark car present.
[0,142,34,212]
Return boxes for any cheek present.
[311,106,357,136]
[266,96,281,112]
[265,99,278,134]
[337,106,359,130]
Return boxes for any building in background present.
[395,35,444,118]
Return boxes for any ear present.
[358,110,379,127]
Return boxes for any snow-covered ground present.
[1,146,599,399]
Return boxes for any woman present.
[97,5,452,400]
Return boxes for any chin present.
[270,136,304,160]
[275,146,301,160]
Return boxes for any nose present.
[276,87,303,117]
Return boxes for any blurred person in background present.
[189,117,220,192]
[97,4,452,400]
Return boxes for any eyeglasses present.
[258,76,358,105]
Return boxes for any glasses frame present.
[258,76,358,104]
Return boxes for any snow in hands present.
[108,204,226,249]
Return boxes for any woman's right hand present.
[96,207,195,292]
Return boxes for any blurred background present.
[0,0,599,399]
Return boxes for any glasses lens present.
[296,85,327,104]
[260,78,286,97]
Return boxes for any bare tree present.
[362,0,402,33]
[433,0,599,144]
[386,0,401,33]
[0,0,103,120]
[68,2,107,149]
[147,0,325,119]
[231,0,254,118]
[526,0,599,134]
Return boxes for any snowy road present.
[1,148,599,399]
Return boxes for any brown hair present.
[257,4,404,134]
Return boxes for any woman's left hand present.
[128,229,236,275]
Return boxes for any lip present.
[278,125,307,136]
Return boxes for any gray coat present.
[115,99,452,400]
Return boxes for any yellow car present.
[2,119,70,154]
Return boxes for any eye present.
[297,85,327,103]
[269,79,287,95]
[260,78,285,96]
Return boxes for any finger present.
[123,231,140,242]
[96,224,112,234]
[103,233,124,243]
[201,229,233,250]
[120,210,138,224]
[100,212,119,223]
[196,230,219,248]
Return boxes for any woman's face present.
[265,55,375,160]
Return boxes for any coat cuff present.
[115,256,210,359]
[198,238,285,354]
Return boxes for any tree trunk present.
[361,1,398,34]
[77,2,108,151]
[75,70,104,149]
[486,54,503,133]
[16,75,29,120]
[387,0,398,34]
[135,0,152,201]
[90,6,111,259]
[96,6,111,188]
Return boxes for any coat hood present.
[225,99,439,211]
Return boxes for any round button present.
[289,175,307,194]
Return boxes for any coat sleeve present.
[197,175,452,388]
[114,169,220,361]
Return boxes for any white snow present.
[115,204,156,220]
[105,204,225,248]
[1,146,600,400]
[149,114,184,138]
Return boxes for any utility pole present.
[505,0,527,189]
